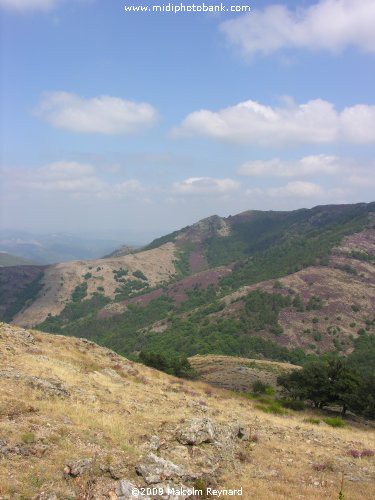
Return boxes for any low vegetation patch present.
[323,416,346,428]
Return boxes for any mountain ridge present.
[1,202,374,365]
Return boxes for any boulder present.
[176,418,215,445]
[136,453,187,484]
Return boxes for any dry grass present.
[14,242,177,327]
[0,323,374,499]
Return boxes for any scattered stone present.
[0,439,9,456]
[64,458,92,478]
[136,453,190,484]
[176,418,215,445]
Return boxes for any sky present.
[0,0,374,243]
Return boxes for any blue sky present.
[0,0,374,243]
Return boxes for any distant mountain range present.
[0,229,124,264]
[1,202,374,367]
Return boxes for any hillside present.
[0,242,177,327]
[10,203,370,368]
[0,252,36,267]
[1,322,374,499]
[189,355,300,394]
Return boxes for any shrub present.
[348,448,375,458]
[281,399,305,411]
[351,304,361,312]
[133,270,148,281]
[306,295,323,310]
[71,282,88,302]
[313,331,322,341]
[323,417,346,428]
[255,402,287,415]
[138,350,198,379]
[252,380,268,394]
[361,449,375,457]
[304,418,320,425]
[21,432,35,444]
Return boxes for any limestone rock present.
[136,453,187,484]
[176,418,215,445]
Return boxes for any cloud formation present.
[5,161,144,198]
[173,177,240,195]
[36,92,158,134]
[239,155,341,178]
[267,181,324,198]
[220,0,375,57]
[175,98,375,146]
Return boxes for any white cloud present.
[239,155,340,178]
[346,174,375,188]
[268,181,324,198]
[173,177,240,195]
[113,180,144,195]
[36,92,158,134]
[5,161,145,198]
[40,161,96,178]
[220,0,375,57]
[175,98,375,145]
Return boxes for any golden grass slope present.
[0,322,374,499]
[189,355,299,394]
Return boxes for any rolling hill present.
[0,202,374,365]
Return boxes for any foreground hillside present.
[0,323,374,499]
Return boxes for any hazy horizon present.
[1,0,374,241]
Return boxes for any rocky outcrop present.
[136,453,195,485]
[176,418,215,445]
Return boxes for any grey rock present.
[232,423,249,441]
[176,418,215,445]
[136,453,187,485]
[64,458,92,477]
[116,479,151,500]
[0,439,9,456]
[27,376,69,398]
